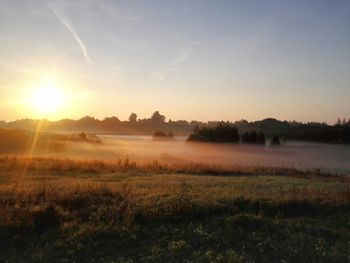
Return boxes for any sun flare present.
[30,83,66,114]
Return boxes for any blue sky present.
[0,0,349,123]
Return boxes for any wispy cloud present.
[151,41,199,82]
[45,0,93,64]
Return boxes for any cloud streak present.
[45,1,93,64]
[151,41,199,82]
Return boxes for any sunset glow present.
[29,83,66,116]
[0,2,349,261]
[0,1,349,123]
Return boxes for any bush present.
[153,130,174,140]
[188,123,240,143]
[270,136,281,146]
[32,205,61,234]
[241,131,266,145]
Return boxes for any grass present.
[0,156,349,262]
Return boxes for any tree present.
[79,132,87,141]
[187,124,239,143]
[257,131,266,144]
[151,111,166,123]
[335,118,342,127]
[241,130,265,145]
[194,125,200,134]
[129,113,137,123]
[270,136,281,146]
[103,116,120,123]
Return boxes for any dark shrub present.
[79,132,88,141]
[32,205,61,234]
[270,136,281,146]
[241,131,266,145]
[153,130,174,140]
[153,130,167,137]
[187,123,240,143]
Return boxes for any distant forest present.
[1,111,350,144]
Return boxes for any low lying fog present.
[41,135,350,174]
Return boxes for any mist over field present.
[28,135,349,174]
[1,1,350,261]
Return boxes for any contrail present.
[45,1,93,64]
[151,41,199,82]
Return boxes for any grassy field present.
[0,157,349,262]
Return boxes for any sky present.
[0,0,349,123]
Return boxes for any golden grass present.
[0,155,347,178]
[0,156,349,208]
[1,156,349,262]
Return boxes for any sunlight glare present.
[30,83,66,114]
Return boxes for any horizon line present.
[1,115,345,126]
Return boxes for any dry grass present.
[1,156,349,207]
[0,156,348,205]
[0,156,349,221]
[0,155,347,178]
[0,156,349,262]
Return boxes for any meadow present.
[0,156,349,262]
[2,0,350,261]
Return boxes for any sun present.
[30,83,66,114]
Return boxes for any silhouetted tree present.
[335,118,342,127]
[151,111,166,123]
[153,130,167,137]
[271,136,281,146]
[194,125,200,134]
[129,113,137,123]
[79,132,87,141]
[241,130,266,145]
[153,130,174,140]
[1,115,350,144]
[188,123,239,143]
[103,116,120,123]
[102,117,120,130]
[257,131,266,144]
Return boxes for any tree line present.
[0,112,349,144]
[187,123,283,145]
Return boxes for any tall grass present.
[0,155,346,179]
[0,156,349,262]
